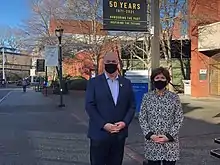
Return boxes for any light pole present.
[151,0,160,70]
[2,47,5,80]
[150,0,160,90]
[55,27,65,107]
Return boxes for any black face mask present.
[105,64,118,74]
[154,80,167,90]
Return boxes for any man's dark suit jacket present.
[85,73,136,140]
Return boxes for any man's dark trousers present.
[90,135,125,165]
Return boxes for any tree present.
[21,0,67,48]
[20,0,67,80]
[21,0,115,76]
[21,0,97,80]
[121,0,188,88]
[159,0,188,90]
[0,26,28,68]
[120,33,152,70]
[0,26,25,50]
[65,0,111,75]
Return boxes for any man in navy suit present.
[85,52,136,165]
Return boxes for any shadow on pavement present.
[182,102,203,114]
[213,113,220,118]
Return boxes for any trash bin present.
[125,70,149,117]
[182,80,191,95]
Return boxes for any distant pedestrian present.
[22,79,27,92]
[139,67,184,165]
[1,79,6,88]
[85,52,136,165]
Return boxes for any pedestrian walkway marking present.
[0,91,12,104]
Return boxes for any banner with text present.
[44,45,59,66]
[103,0,147,31]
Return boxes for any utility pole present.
[150,0,160,90]
[151,0,160,70]
[2,47,5,80]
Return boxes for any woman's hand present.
[150,135,161,142]
[150,135,169,144]
[157,135,169,144]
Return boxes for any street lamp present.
[55,27,65,107]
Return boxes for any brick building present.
[189,0,220,97]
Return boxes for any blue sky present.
[0,0,31,27]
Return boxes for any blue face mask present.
[154,80,167,90]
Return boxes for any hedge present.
[67,78,87,91]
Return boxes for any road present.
[0,90,11,102]
[0,89,220,165]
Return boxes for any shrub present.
[67,78,87,91]
[51,76,87,91]
[50,80,69,94]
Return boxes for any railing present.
[210,138,220,159]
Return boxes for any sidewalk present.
[179,94,220,125]
[0,89,93,165]
[49,90,220,165]
[0,90,54,107]
[3,90,218,165]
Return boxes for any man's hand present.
[103,123,119,133]
[115,121,126,131]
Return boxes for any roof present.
[0,51,33,57]
[49,19,107,36]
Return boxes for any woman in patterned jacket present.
[139,67,184,165]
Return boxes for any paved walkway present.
[0,90,139,165]
[0,90,90,165]
[51,91,220,165]
[179,95,220,124]
[0,89,220,164]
